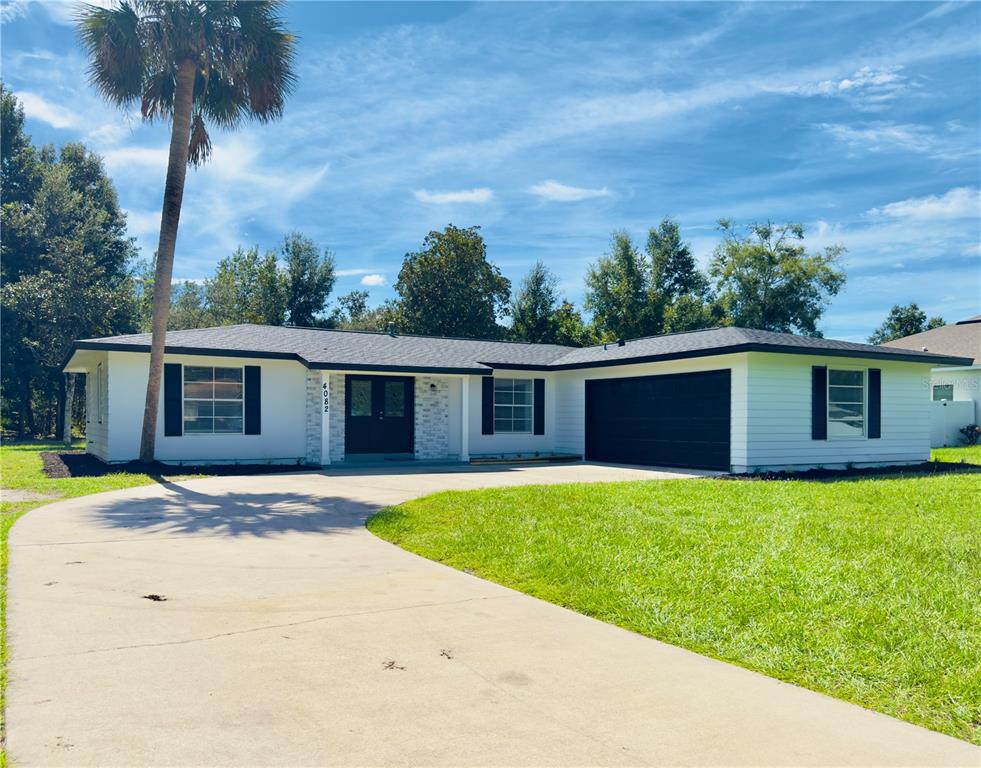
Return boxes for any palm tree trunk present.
[63,373,75,448]
[138,59,197,463]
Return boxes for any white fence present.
[930,400,975,448]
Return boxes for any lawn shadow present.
[88,481,377,538]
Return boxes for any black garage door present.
[585,369,731,470]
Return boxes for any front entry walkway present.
[8,464,976,766]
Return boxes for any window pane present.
[214,417,243,433]
[512,418,531,433]
[829,402,863,420]
[183,381,213,399]
[494,418,513,433]
[829,386,863,403]
[932,385,953,401]
[184,401,213,419]
[184,417,213,433]
[512,379,532,394]
[512,389,532,405]
[494,378,513,394]
[384,381,404,416]
[185,366,213,382]
[215,368,242,383]
[829,370,863,386]
[495,390,513,404]
[213,382,243,399]
[828,419,863,437]
[214,401,243,418]
[494,405,512,419]
[350,380,372,416]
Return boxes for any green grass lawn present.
[0,441,165,767]
[369,472,981,744]
[932,445,981,464]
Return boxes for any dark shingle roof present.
[72,323,973,373]
[882,316,981,365]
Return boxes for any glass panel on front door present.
[384,380,405,416]
[351,379,372,417]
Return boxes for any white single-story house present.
[883,315,980,447]
[63,324,971,473]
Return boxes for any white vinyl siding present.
[742,352,931,471]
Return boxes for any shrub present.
[959,424,981,446]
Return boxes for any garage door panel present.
[585,370,731,470]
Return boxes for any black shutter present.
[481,377,494,435]
[811,366,827,440]
[163,363,183,436]
[533,378,545,435]
[868,368,881,439]
[244,365,261,435]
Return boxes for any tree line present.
[0,83,947,438]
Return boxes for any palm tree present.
[77,1,296,462]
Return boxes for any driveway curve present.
[8,463,978,767]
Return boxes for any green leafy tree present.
[281,232,336,326]
[552,301,596,347]
[1,92,137,436]
[709,221,846,336]
[329,290,398,331]
[510,261,561,343]
[78,0,296,461]
[394,225,511,338]
[168,282,214,330]
[648,218,707,301]
[584,231,653,340]
[206,246,286,325]
[868,303,945,344]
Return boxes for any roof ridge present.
[234,322,577,348]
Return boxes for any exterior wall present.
[83,351,110,461]
[466,371,558,456]
[930,400,974,447]
[304,370,322,465]
[740,352,933,472]
[931,367,981,424]
[328,374,346,463]
[105,351,308,464]
[552,353,750,467]
[414,376,453,460]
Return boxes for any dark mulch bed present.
[722,460,981,482]
[41,450,320,480]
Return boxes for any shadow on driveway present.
[88,481,378,539]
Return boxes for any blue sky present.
[2,1,979,341]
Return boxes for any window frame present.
[181,365,246,436]
[493,377,534,435]
[827,366,866,440]
[932,384,953,402]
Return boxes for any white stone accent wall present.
[304,370,322,465]
[329,374,346,463]
[414,376,451,460]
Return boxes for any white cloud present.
[360,274,385,287]
[102,145,169,174]
[336,268,378,277]
[869,187,981,221]
[529,180,610,202]
[41,0,114,25]
[17,91,78,129]
[123,209,161,239]
[0,0,30,22]
[782,65,909,110]
[962,243,981,257]
[413,187,493,204]
[819,122,935,154]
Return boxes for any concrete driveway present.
[8,463,977,767]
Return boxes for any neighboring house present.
[63,324,970,472]
[883,315,981,447]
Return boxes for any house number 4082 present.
[322,382,329,413]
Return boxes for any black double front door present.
[345,376,414,455]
